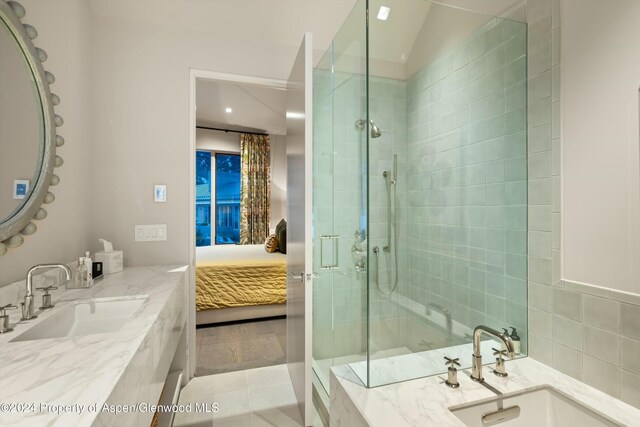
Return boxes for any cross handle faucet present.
[470,325,514,383]
[22,264,71,321]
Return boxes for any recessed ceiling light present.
[225,107,232,113]
[377,6,390,21]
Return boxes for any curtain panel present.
[239,133,271,244]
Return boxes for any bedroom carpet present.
[196,317,287,377]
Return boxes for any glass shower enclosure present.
[312,0,528,400]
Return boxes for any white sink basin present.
[449,385,621,427]
[11,296,148,342]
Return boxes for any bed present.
[196,245,287,325]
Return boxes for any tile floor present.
[196,318,286,376]
[173,364,324,427]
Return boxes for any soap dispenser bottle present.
[510,327,521,355]
[82,251,93,285]
[75,258,87,288]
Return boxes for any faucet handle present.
[444,356,461,388]
[492,348,507,358]
[444,356,460,367]
[492,348,509,377]
[36,287,56,310]
[0,304,18,315]
[0,304,17,334]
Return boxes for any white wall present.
[195,128,287,233]
[562,0,640,293]
[91,17,302,267]
[0,0,93,285]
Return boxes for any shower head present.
[355,119,383,138]
[370,121,382,138]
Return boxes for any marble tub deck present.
[331,357,640,426]
[0,266,188,427]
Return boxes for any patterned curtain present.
[240,133,271,244]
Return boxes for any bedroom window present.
[214,153,241,244]
[195,150,212,247]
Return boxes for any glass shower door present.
[311,0,368,401]
[312,46,336,398]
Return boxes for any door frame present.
[188,69,287,380]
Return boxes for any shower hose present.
[375,172,398,295]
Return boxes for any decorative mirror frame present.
[0,0,65,256]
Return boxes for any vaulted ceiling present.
[89,0,523,134]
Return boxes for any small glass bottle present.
[75,258,87,288]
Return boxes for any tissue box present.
[95,250,123,274]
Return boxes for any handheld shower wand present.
[376,154,399,295]
[382,155,397,252]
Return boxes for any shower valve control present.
[444,356,461,388]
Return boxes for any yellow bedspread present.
[196,258,287,311]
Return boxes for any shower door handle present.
[320,234,340,270]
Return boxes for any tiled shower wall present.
[368,77,408,355]
[404,18,529,342]
[523,0,640,409]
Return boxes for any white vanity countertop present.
[0,266,187,427]
[331,357,640,426]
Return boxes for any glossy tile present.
[582,355,620,398]
[552,287,582,321]
[552,315,582,351]
[621,337,640,375]
[620,303,640,340]
[583,295,619,333]
[621,370,640,409]
[552,343,582,380]
[584,326,620,366]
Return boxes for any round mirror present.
[0,1,66,255]
[0,15,44,221]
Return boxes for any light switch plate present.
[154,185,167,202]
[135,224,167,242]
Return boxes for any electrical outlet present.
[135,224,167,242]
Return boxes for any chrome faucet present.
[21,264,71,321]
[470,325,514,382]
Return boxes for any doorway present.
[188,70,289,378]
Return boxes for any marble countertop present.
[0,266,187,427]
[332,357,640,426]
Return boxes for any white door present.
[286,32,313,426]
